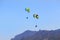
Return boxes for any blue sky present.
[0,0,60,40]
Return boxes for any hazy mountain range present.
[11,29,60,40]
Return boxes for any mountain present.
[11,30,37,40]
[11,29,60,40]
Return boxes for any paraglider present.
[25,8,30,13]
[33,14,39,19]
[25,8,30,19]
[33,14,39,27]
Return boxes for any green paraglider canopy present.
[33,14,39,19]
[25,8,30,13]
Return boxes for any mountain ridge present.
[11,29,60,40]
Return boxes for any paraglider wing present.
[33,14,35,18]
[33,14,39,19]
[25,8,30,13]
[36,14,39,19]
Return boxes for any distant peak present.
[25,30,31,32]
[25,30,37,32]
